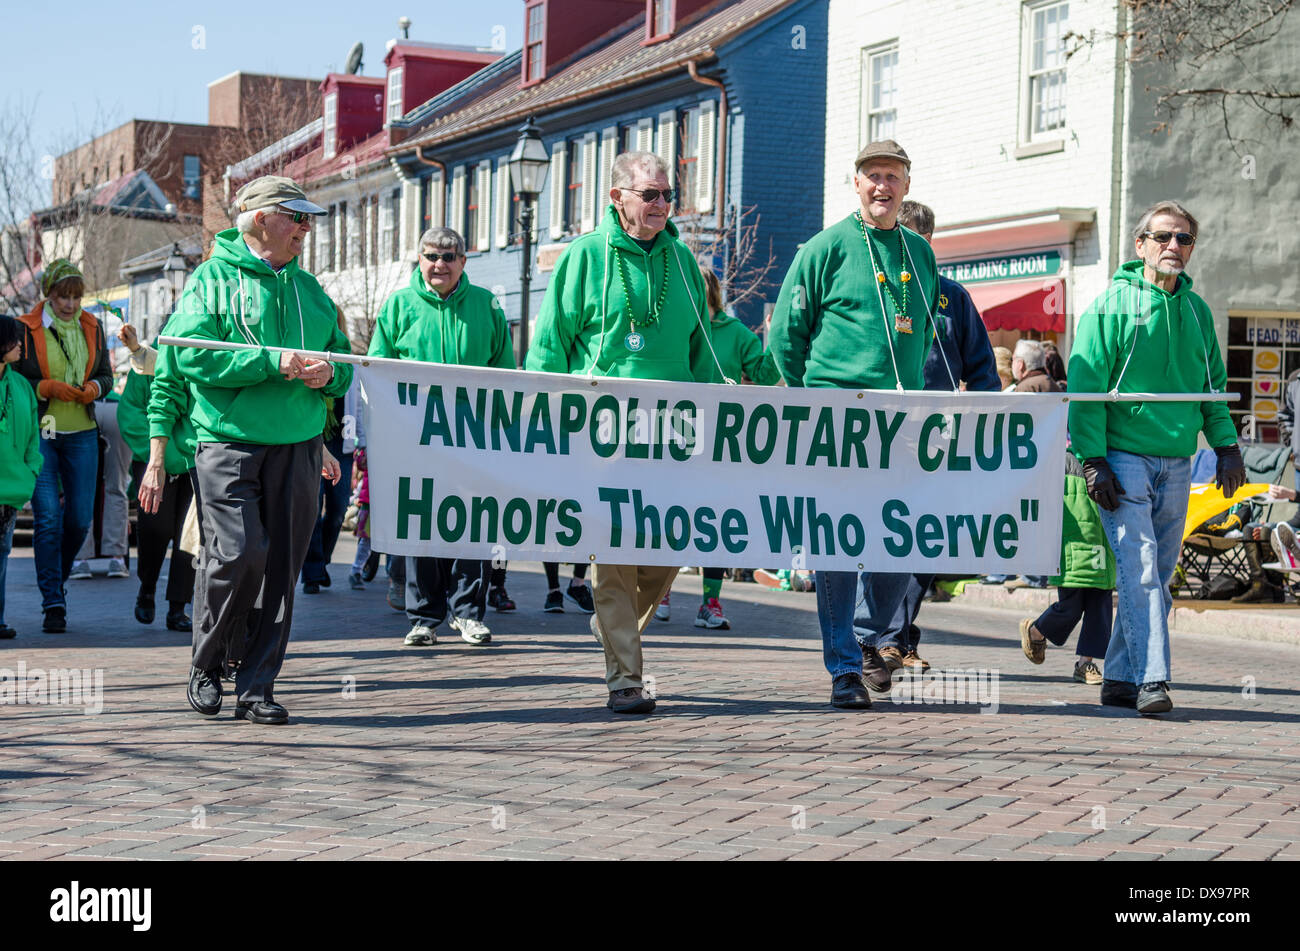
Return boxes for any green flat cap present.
[233,175,326,216]
[855,139,911,171]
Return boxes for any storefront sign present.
[940,250,1062,285]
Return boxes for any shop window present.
[1226,313,1300,441]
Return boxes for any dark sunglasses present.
[421,251,460,263]
[1142,230,1196,247]
[623,187,675,204]
[277,209,312,224]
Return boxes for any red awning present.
[966,279,1065,332]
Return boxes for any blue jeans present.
[301,443,354,585]
[817,570,912,678]
[32,428,100,609]
[0,505,16,625]
[1098,451,1191,686]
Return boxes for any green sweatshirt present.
[121,360,195,474]
[769,214,938,390]
[1068,261,1236,459]
[146,341,197,471]
[1051,454,1116,589]
[708,311,781,385]
[162,228,353,446]
[525,205,714,383]
[0,369,42,508]
[369,269,515,368]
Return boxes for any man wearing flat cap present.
[769,140,940,711]
[162,174,353,725]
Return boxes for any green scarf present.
[45,303,88,386]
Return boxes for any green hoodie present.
[369,269,515,368]
[525,205,714,383]
[162,228,353,446]
[1051,453,1116,589]
[146,340,197,471]
[708,311,781,386]
[769,214,938,390]
[1068,261,1236,460]
[0,369,42,508]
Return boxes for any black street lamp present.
[507,116,549,364]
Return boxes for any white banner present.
[358,362,1068,573]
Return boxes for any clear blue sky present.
[7,0,523,204]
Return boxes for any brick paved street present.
[1,543,1298,861]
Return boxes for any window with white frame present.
[321,204,335,271]
[675,102,716,215]
[565,136,585,235]
[525,2,544,82]
[323,93,338,160]
[1024,0,1069,140]
[861,43,899,143]
[387,67,405,123]
[650,0,673,38]
[386,188,399,261]
[337,199,348,270]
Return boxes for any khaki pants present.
[592,564,678,691]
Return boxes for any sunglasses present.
[421,251,460,263]
[1142,230,1196,247]
[277,209,312,224]
[623,187,675,204]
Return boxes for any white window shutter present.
[697,100,717,214]
[400,179,420,255]
[599,125,617,214]
[495,157,510,249]
[450,166,466,238]
[475,161,492,252]
[428,170,445,230]
[549,142,567,239]
[635,117,653,153]
[580,133,598,233]
[657,110,677,181]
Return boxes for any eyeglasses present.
[622,186,675,204]
[1142,230,1196,247]
[421,251,460,263]
[277,209,312,224]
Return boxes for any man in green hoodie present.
[1068,200,1244,716]
[369,226,514,650]
[527,151,716,715]
[164,175,354,726]
[769,140,939,712]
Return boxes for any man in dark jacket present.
[1012,339,1064,394]
[856,201,1001,673]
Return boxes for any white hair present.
[1014,339,1046,371]
[235,209,262,234]
[611,151,669,189]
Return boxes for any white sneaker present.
[451,616,492,645]
[1271,523,1300,569]
[404,624,437,647]
[68,561,92,580]
[654,593,670,622]
[107,558,129,578]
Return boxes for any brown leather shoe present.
[902,650,930,671]
[861,647,894,693]
[878,645,905,671]
[1019,618,1046,664]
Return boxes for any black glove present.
[1082,457,1125,512]
[1214,444,1247,498]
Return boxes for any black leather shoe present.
[361,550,380,582]
[1137,682,1173,715]
[0,624,16,639]
[235,700,289,724]
[166,610,192,632]
[1100,678,1138,709]
[42,607,66,633]
[831,672,872,709]
[187,666,223,716]
[607,688,655,715]
[861,647,893,693]
[134,596,155,625]
[303,581,321,595]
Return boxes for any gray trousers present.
[76,400,131,559]
[191,438,321,704]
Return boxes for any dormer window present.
[323,92,338,160]
[525,2,545,82]
[386,67,405,123]
[648,0,673,40]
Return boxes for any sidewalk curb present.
[950,582,1300,648]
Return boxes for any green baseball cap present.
[233,175,326,216]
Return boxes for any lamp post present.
[162,242,188,337]
[507,116,549,365]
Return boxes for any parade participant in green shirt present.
[769,140,939,711]
[528,150,717,716]
[0,315,43,639]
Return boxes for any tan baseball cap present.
[854,140,911,172]
[233,175,326,216]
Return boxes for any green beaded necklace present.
[856,211,913,334]
[613,243,670,328]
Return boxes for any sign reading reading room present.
[940,250,1063,285]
